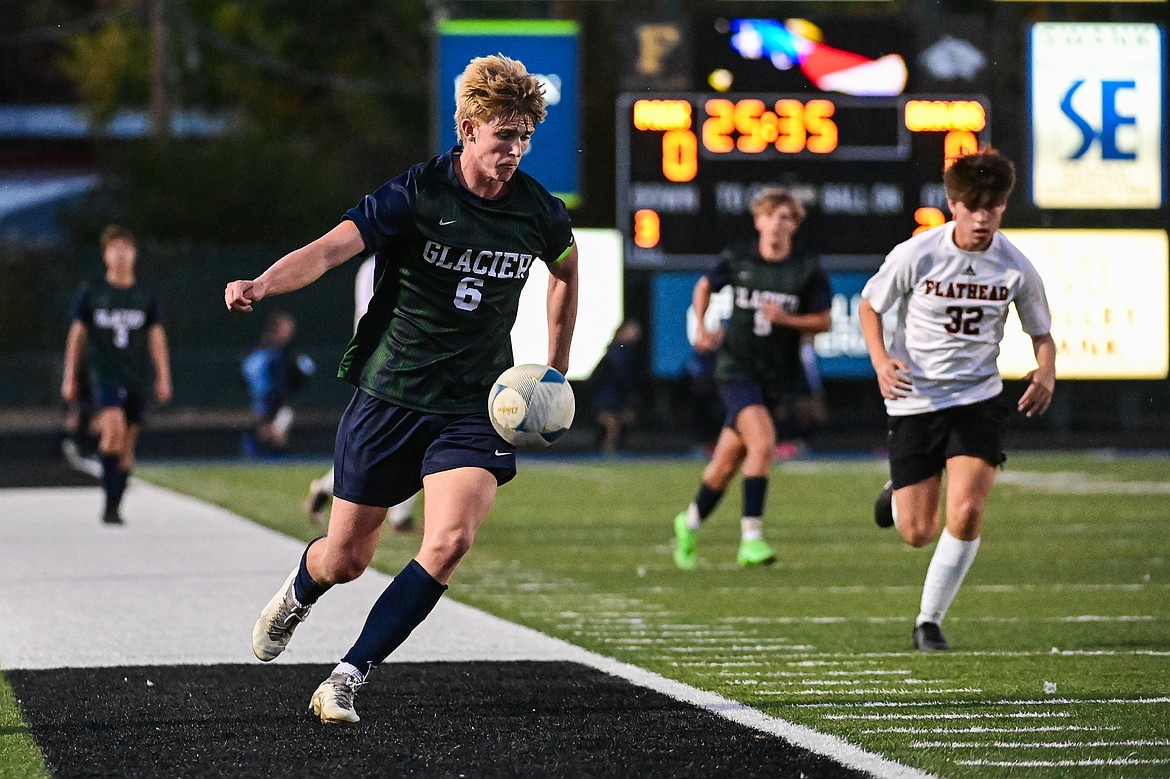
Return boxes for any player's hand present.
[760,301,792,328]
[225,279,264,312]
[1017,369,1054,417]
[61,376,77,403]
[693,326,724,354]
[875,358,913,401]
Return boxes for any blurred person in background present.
[240,310,316,457]
[859,148,1055,652]
[305,255,418,530]
[671,187,831,570]
[61,225,172,525]
[588,318,643,454]
[225,54,578,724]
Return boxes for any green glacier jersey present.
[706,245,832,391]
[70,277,163,392]
[339,147,575,414]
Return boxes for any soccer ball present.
[488,363,575,448]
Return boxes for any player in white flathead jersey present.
[859,148,1056,653]
[863,221,1052,416]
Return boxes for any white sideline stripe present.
[957,758,1170,767]
[791,696,1170,708]
[866,726,1120,734]
[997,470,1170,495]
[914,739,1170,748]
[0,484,934,779]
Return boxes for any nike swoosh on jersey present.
[494,450,511,456]
[439,218,457,226]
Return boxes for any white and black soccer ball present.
[488,363,575,448]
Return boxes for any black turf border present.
[8,662,869,778]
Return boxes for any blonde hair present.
[750,187,805,222]
[454,54,547,143]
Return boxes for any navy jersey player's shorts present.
[887,395,1008,489]
[332,388,517,508]
[92,383,149,426]
[717,380,783,430]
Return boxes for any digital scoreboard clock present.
[616,92,992,269]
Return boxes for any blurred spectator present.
[588,318,643,454]
[241,310,315,456]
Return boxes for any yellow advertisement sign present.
[999,229,1169,379]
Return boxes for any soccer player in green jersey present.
[672,188,832,569]
[62,225,173,525]
[225,54,579,723]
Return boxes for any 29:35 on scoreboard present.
[616,92,992,270]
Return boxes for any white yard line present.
[915,739,1170,748]
[0,483,936,779]
[792,696,1170,708]
[956,758,1170,768]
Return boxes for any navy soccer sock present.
[293,537,331,606]
[100,454,125,513]
[743,476,768,518]
[694,482,723,521]
[341,559,447,673]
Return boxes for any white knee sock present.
[917,529,981,627]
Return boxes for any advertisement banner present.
[999,229,1169,379]
[1029,23,1166,209]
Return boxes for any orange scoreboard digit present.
[618,93,991,269]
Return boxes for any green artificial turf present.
[128,453,1170,778]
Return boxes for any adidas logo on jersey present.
[961,265,976,276]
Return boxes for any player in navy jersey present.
[859,149,1056,651]
[62,225,173,524]
[672,187,832,570]
[225,54,578,723]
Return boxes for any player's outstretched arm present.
[1018,332,1056,417]
[149,323,173,405]
[545,244,578,376]
[225,221,365,313]
[859,298,912,400]
[61,320,87,402]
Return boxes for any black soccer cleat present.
[102,509,124,525]
[874,481,894,528]
[912,621,950,651]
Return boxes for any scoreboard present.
[617,92,992,269]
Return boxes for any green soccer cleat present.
[672,511,697,570]
[737,538,776,567]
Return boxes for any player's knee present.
[899,517,938,548]
[319,553,370,584]
[422,527,475,567]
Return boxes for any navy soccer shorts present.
[887,395,1009,489]
[332,389,517,508]
[717,380,783,430]
[92,383,149,426]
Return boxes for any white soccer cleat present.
[309,672,364,724]
[251,568,311,662]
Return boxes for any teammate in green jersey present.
[672,187,832,569]
[62,225,173,525]
[225,54,579,724]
